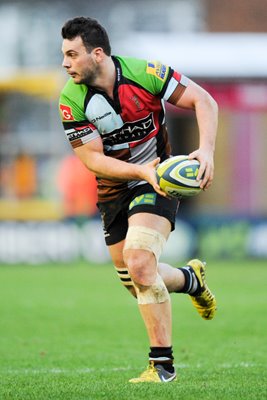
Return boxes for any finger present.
[188,153,195,160]
[201,177,212,190]
[188,152,197,160]
[197,162,206,182]
[157,189,167,197]
[200,167,213,190]
[152,157,161,167]
[200,177,208,189]
[154,183,167,197]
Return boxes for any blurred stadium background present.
[0,0,267,265]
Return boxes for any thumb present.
[150,157,161,167]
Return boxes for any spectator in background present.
[57,154,98,220]
[12,153,37,199]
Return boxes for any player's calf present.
[114,266,136,297]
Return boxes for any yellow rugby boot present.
[187,259,217,320]
[129,362,177,383]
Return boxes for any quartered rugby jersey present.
[59,55,188,202]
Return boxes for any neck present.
[93,56,116,98]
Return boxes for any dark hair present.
[61,17,111,56]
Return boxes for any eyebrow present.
[65,49,78,55]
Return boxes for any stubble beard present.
[79,65,99,86]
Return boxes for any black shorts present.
[97,183,180,246]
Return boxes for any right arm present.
[74,137,166,196]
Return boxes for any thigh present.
[108,239,125,267]
[128,212,172,240]
[97,200,128,246]
[98,183,178,246]
[128,184,179,233]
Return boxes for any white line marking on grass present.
[2,362,261,375]
[2,366,136,375]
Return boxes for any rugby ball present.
[156,155,202,199]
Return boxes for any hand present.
[188,149,214,190]
[140,158,167,197]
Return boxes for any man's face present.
[61,36,99,85]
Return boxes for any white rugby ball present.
[156,155,202,199]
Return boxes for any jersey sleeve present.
[162,70,189,105]
[144,60,189,104]
[59,92,100,149]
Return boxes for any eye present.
[67,52,78,59]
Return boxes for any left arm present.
[174,79,218,190]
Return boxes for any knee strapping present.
[123,226,166,263]
[134,273,170,304]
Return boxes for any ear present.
[92,47,105,63]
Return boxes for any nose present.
[62,56,70,69]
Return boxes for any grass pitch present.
[0,259,266,400]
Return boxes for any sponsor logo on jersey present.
[102,113,156,147]
[66,124,95,141]
[146,61,167,81]
[60,104,75,121]
[91,112,112,124]
[130,95,145,112]
[116,67,121,82]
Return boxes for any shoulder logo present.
[60,104,75,121]
[146,61,167,81]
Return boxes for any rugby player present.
[59,17,218,383]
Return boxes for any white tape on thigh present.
[135,273,170,304]
[123,226,166,263]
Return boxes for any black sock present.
[176,266,201,295]
[149,346,175,373]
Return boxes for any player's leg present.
[100,182,216,324]
[97,198,137,296]
[125,183,216,321]
[108,240,137,297]
[108,231,216,320]
[123,212,177,382]
[101,184,187,301]
[164,259,217,320]
[123,212,171,347]
[108,241,187,296]
[107,222,215,382]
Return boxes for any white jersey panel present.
[85,94,124,134]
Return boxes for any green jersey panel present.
[116,56,170,95]
[59,79,87,122]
